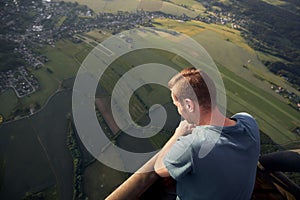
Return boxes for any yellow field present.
[81,29,111,44]
[261,0,287,6]
[170,0,206,13]
[57,0,198,17]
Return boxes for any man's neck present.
[198,107,236,127]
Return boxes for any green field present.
[0,89,18,119]
[0,156,4,191]
[41,39,92,80]
[0,90,75,199]
[0,119,56,199]
[84,161,128,199]
[220,65,300,146]
[29,91,75,200]
[23,185,59,200]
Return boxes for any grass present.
[0,119,56,199]
[41,39,91,80]
[22,185,59,200]
[0,155,4,191]
[0,89,19,118]
[84,161,128,199]
[29,91,74,200]
[40,185,59,200]
[0,90,76,199]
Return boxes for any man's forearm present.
[154,130,181,177]
[154,120,195,177]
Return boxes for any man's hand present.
[174,120,196,137]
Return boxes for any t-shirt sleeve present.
[163,136,193,181]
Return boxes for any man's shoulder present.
[232,112,254,120]
[232,112,260,140]
[232,112,258,126]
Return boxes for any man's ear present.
[184,98,194,112]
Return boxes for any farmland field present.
[0,89,18,119]
[0,89,75,200]
[57,0,140,14]
[154,18,300,97]
[170,0,206,13]
[29,90,74,200]
[85,24,300,147]
[261,0,287,6]
[88,57,298,148]
[58,0,197,17]
[220,65,300,146]
[0,118,56,200]
[41,39,92,81]
[84,161,128,200]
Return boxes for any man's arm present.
[154,120,195,177]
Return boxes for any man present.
[154,67,260,200]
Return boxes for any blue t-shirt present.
[164,113,260,200]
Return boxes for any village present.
[0,66,38,98]
[0,0,248,76]
[271,84,300,111]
